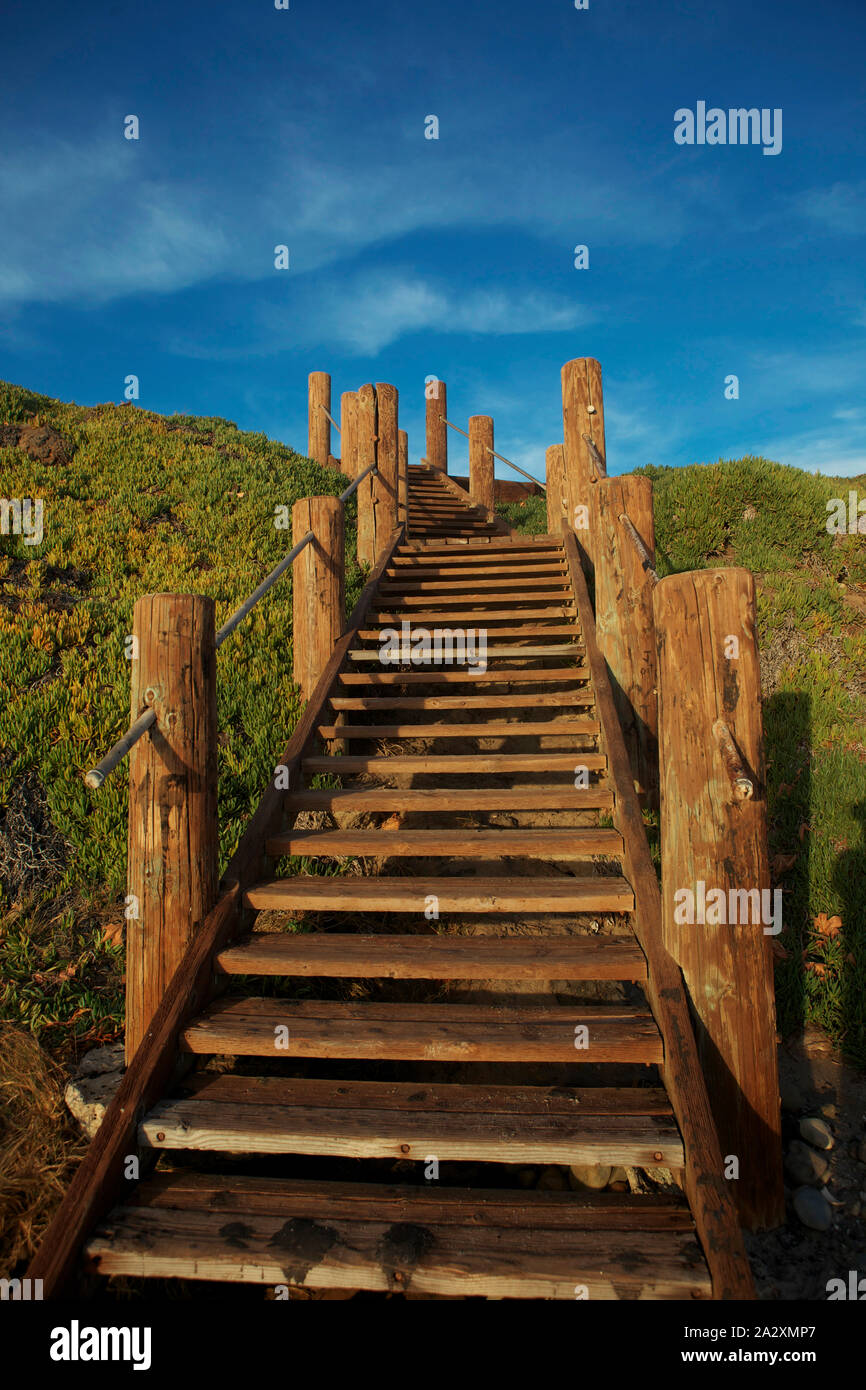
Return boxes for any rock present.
[537,1165,569,1191]
[819,1102,837,1120]
[793,1186,833,1232]
[64,1042,125,1138]
[75,1042,125,1077]
[568,1164,612,1191]
[16,423,73,467]
[607,1166,629,1191]
[779,1077,804,1112]
[785,1140,830,1186]
[799,1116,835,1151]
[64,1070,122,1139]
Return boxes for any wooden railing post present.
[373,383,399,557]
[341,390,358,479]
[292,496,345,700]
[356,384,377,567]
[308,372,331,468]
[426,377,447,473]
[126,594,218,1065]
[398,427,409,531]
[469,415,494,513]
[561,358,605,581]
[653,567,784,1229]
[595,475,659,809]
[545,445,566,533]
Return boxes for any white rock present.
[568,1164,612,1191]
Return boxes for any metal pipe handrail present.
[618,512,660,586]
[581,432,607,479]
[318,403,341,433]
[439,415,546,493]
[338,462,377,503]
[84,527,317,789]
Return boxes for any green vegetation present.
[0,382,362,1056]
[501,457,866,1063]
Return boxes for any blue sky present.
[1,0,864,481]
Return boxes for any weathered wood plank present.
[244,874,634,914]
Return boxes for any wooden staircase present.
[32,464,754,1301]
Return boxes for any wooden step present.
[348,645,582,661]
[284,786,613,811]
[302,753,606,773]
[84,1175,709,1298]
[244,874,633,914]
[338,669,590,685]
[385,592,570,606]
[378,578,570,593]
[267,827,623,858]
[329,693,594,710]
[385,564,567,579]
[373,608,575,622]
[359,625,580,640]
[180,997,660,1062]
[216,933,645,979]
[316,719,599,738]
[398,538,558,552]
[139,1076,675,1163]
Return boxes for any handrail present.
[618,512,659,585]
[318,403,341,434]
[439,414,546,493]
[338,461,377,503]
[84,527,317,789]
[581,431,606,478]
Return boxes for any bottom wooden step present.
[85,1174,710,1299]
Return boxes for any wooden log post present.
[398,428,409,531]
[469,415,494,514]
[126,594,218,1066]
[355,384,378,568]
[340,390,358,479]
[654,568,784,1230]
[595,475,659,809]
[372,383,399,559]
[426,377,447,473]
[292,496,345,701]
[561,358,605,584]
[308,372,331,468]
[545,445,567,534]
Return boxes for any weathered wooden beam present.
[426,378,447,473]
[653,567,784,1230]
[469,415,494,513]
[292,496,345,701]
[340,390,358,479]
[373,383,399,559]
[562,525,755,1298]
[545,445,566,534]
[398,428,409,530]
[595,475,659,809]
[125,594,219,1066]
[561,358,605,579]
[355,384,377,567]
[308,372,331,468]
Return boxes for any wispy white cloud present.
[791,180,866,237]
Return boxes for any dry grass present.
[0,1023,86,1271]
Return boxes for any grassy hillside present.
[0,382,362,1057]
[501,458,866,1062]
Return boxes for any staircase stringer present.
[561,524,754,1301]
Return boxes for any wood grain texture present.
[561,358,605,577]
[546,444,567,534]
[562,524,754,1299]
[340,390,358,478]
[425,379,447,473]
[654,567,783,1229]
[292,496,344,701]
[595,474,659,808]
[244,874,633,914]
[373,383,399,558]
[469,414,494,513]
[126,593,218,1065]
[307,372,331,468]
[355,383,377,566]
